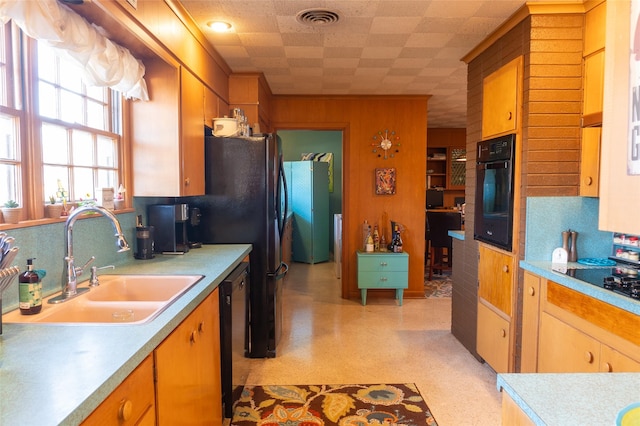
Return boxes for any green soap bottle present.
[19,258,42,315]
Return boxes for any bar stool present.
[426,211,462,280]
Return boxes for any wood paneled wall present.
[271,96,429,300]
[462,7,586,365]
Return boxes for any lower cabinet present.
[476,301,510,373]
[155,288,223,424]
[501,392,535,426]
[82,355,156,425]
[538,311,640,373]
[538,311,600,373]
[83,289,223,425]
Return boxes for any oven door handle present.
[478,161,509,170]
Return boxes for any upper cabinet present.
[229,73,273,133]
[482,57,522,139]
[131,62,205,197]
[580,1,606,197]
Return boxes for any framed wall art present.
[375,167,396,195]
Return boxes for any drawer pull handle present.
[380,277,388,282]
[584,351,594,364]
[198,320,205,334]
[500,329,506,338]
[190,330,198,344]
[528,287,535,296]
[502,265,509,273]
[119,399,133,421]
[604,362,613,372]
[380,262,388,266]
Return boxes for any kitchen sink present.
[85,274,204,302]
[3,274,204,325]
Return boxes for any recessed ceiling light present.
[207,21,233,32]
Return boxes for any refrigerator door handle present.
[277,154,288,239]
[268,262,289,281]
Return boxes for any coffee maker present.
[148,204,190,254]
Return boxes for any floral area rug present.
[231,383,438,425]
[424,271,452,298]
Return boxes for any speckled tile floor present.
[237,261,501,425]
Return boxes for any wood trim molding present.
[462,2,587,64]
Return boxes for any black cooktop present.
[565,265,640,300]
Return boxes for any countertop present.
[0,244,252,426]
[520,260,640,315]
[498,373,640,425]
[448,229,464,241]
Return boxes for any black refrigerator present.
[187,130,288,358]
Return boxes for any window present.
[0,23,124,222]
[0,22,22,205]
[37,42,122,205]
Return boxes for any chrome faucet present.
[49,205,130,304]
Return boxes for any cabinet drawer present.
[357,253,408,272]
[82,355,155,425]
[357,271,408,289]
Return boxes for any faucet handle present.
[89,264,115,287]
[75,256,96,276]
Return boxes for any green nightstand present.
[356,251,409,305]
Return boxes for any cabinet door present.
[520,272,541,373]
[447,147,466,189]
[82,355,155,425]
[600,344,640,372]
[482,57,521,138]
[501,392,535,426]
[181,68,206,196]
[538,312,600,373]
[478,244,515,316]
[155,289,223,425]
[583,50,605,122]
[579,127,601,197]
[477,301,510,373]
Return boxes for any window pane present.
[43,166,69,203]
[0,114,17,159]
[60,90,83,124]
[73,167,94,201]
[87,85,105,102]
[71,130,93,166]
[37,43,57,84]
[87,98,106,130]
[38,82,57,119]
[96,135,116,167]
[97,169,115,190]
[59,55,83,93]
[42,123,68,164]
[0,163,18,202]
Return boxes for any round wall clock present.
[371,129,400,159]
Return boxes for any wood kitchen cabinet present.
[476,243,516,372]
[82,355,155,425]
[481,56,522,138]
[580,1,605,196]
[155,289,223,425]
[229,73,272,133]
[131,60,205,196]
[525,273,640,373]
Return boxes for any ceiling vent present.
[296,8,340,27]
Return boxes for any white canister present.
[212,117,238,137]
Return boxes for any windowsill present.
[0,208,135,230]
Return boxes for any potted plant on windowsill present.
[45,195,65,219]
[1,200,23,224]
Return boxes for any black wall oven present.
[474,134,516,251]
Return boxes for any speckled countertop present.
[0,244,251,426]
[498,373,640,425]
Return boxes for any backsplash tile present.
[525,196,612,261]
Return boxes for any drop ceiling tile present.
[323,47,364,59]
[360,46,403,59]
[284,46,324,58]
[405,33,454,49]
[369,16,422,34]
[244,45,286,57]
[288,57,324,67]
[281,32,325,46]
[365,33,411,47]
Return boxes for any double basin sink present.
[4,274,204,325]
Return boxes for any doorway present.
[277,130,343,262]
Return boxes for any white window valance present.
[0,0,149,101]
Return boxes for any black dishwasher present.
[219,261,249,418]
